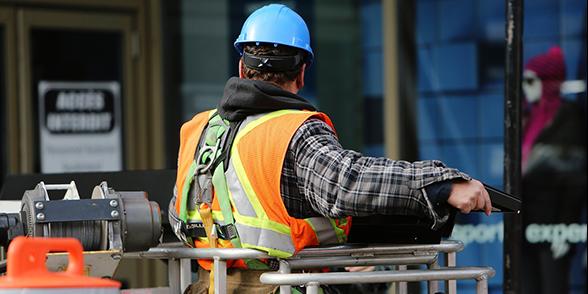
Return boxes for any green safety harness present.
[181,111,269,270]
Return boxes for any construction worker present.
[168,4,492,293]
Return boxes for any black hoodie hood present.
[217,77,316,121]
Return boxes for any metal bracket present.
[33,199,121,223]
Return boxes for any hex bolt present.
[35,202,44,210]
[109,200,118,208]
[111,210,120,218]
[36,213,45,221]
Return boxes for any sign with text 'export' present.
[38,81,122,173]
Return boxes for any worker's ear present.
[295,63,306,90]
[239,59,245,78]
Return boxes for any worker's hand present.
[447,179,492,216]
[345,266,376,272]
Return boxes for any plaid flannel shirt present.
[281,118,470,229]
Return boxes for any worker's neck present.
[261,79,299,94]
[280,81,299,94]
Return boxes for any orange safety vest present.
[174,109,351,270]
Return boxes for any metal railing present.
[261,267,495,294]
[128,243,272,293]
[127,240,494,294]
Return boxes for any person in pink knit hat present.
[521,46,587,294]
[521,47,565,170]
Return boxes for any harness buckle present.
[222,224,238,240]
[181,222,239,241]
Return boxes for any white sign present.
[38,81,123,173]
[451,221,504,246]
[526,223,587,259]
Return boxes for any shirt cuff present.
[423,180,456,229]
[425,180,452,205]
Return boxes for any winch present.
[0,181,161,252]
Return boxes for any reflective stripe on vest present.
[305,217,340,244]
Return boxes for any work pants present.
[184,267,278,294]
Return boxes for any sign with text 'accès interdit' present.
[38,81,122,173]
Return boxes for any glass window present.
[415,0,506,292]
[30,29,124,172]
[521,1,587,293]
[361,0,384,156]
[164,0,365,151]
[414,0,587,293]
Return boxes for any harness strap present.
[198,202,217,294]
[188,113,270,270]
[211,165,239,240]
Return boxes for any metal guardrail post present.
[213,257,227,294]
[447,251,457,294]
[477,277,489,294]
[278,259,292,294]
[180,258,192,293]
[306,282,320,294]
[168,258,180,294]
[398,265,408,294]
[428,258,440,293]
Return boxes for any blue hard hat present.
[234,4,314,64]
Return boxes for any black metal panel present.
[34,199,120,223]
[347,215,445,245]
